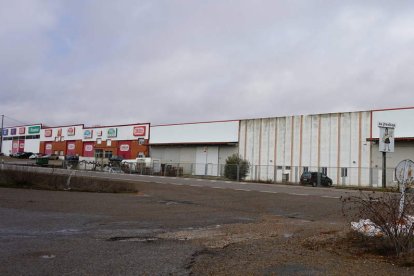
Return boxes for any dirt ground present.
[1,181,414,275]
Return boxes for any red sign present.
[133,126,146,137]
[45,129,52,137]
[57,128,62,136]
[67,127,75,136]
[19,127,25,134]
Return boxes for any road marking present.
[210,180,217,182]
[196,179,203,182]
[212,186,225,189]
[235,188,251,192]
[289,193,309,196]
[225,181,232,183]
[321,196,340,199]
[189,184,201,187]
[260,191,278,194]
[170,183,183,186]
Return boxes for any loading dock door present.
[195,146,219,176]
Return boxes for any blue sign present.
[2,128,8,136]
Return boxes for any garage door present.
[45,142,53,155]
[67,141,76,156]
[118,141,131,159]
[83,142,94,157]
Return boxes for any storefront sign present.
[28,126,41,134]
[84,130,93,139]
[2,129,8,136]
[97,130,102,137]
[107,128,117,138]
[45,144,52,150]
[19,127,25,134]
[68,143,76,150]
[45,129,53,137]
[119,144,130,151]
[67,127,75,136]
[84,145,93,152]
[57,128,62,136]
[133,126,146,137]
[11,128,16,135]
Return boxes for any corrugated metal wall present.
[239,111,372,186]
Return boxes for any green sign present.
[28,126,41,134]
[107,128,117,138]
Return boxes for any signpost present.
[378,122,395,188]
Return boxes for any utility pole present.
[0,114,4,155]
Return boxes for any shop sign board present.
[84,145,93,152]
[119,144,130,151]
[57,128,62,137]
[2,128,8,136]
[378,122,395,153]
[133,126,146,137]
[28,126,41,134]
[45,129,53,137]
[84,129,93,139]
[68,143,76,150]
[97,130,102,137]
[67,127,75,136]
[11,128,16,135]
[107,128,117,138]
[19,127,25,134]
[45,144,52,150]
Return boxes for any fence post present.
[237,164,240,182]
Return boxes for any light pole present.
[0,115,4,155]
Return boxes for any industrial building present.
[1,106,413,187]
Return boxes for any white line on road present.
[289,193,309,196]
[196,179,203,181]
[212,186,225,189]
[260,191,278,194]
[210,180,217,182]
[235,189,251,192]
[189,184,201,187]
[321,196,340,199]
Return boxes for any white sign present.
[68,144,75,150]
[378,122,396,128]
[395,159,414,188]
[84,145,93,152]
[119,145,130,152]
[378,122,395,153]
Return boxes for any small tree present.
[224,154,250,180]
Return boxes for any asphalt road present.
[0,175,351,275]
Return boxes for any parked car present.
[16,152,33,159]
[300,172,333,187]
[29,153,43,159]
[65,155,79,161]
[109,156,123,162]
[43,154,59,160]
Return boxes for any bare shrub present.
[342,191,414,255]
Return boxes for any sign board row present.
[2,126,41,136]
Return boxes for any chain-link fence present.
[57,159,401,188]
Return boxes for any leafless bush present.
[342,191,414,255]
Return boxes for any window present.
[303,167,309,173]
[321,167,328,175]
[106,139,111,146]
[104,151,112,158]
[285,166,291,170]
[138,152,145,158]
[277,166,283,170]
[138,138,145,145]
[341,168,348,177]
[97,138,102,144]
[95,149,103,158]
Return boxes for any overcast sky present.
[1,0,414,127]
